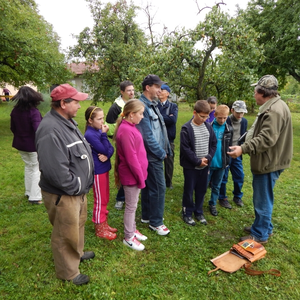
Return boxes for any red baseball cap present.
[51,84,88,101]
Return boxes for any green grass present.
[0,100,300,299]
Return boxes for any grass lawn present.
[0,99,299,299]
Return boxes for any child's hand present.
[98,153,108,162]
[102,124,109,133]
[200,157,208,167]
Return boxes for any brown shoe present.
[244,226,273,237]
[240,235,268,244]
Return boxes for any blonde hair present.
[214,104,229,116]
[84,106,103,132]
[113,99,144,187]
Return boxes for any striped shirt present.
[191,121,210,169]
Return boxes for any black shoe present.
[233,197,244,207]
[72,274,90,285]
[183,216,196,226]
[209,205,218,216]
[80,251,95,262]
[219,199,232,209]
[195,214,207,225]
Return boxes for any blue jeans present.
[141,160,166,227]
[251,170,283,241]
[182,167,209,217]
[219,156,244,200]
[208,168,225,206]
[116,185,125,202]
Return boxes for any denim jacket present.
[136,94,171,162]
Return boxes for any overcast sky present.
[35,0,250,50]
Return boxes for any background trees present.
[0,0,71,90]
[68,0,147,102]
[244,0,300,87]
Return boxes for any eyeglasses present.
[197,113,209,120]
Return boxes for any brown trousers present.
[42,191,87,280]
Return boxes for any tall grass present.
[0,100,299,299]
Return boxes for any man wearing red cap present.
[35,84,95,285]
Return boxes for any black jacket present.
[180,119,217,169]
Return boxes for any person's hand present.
[101,124,109,133]
[200,157,208,167]
[228,146,242,158]
[98,154,108,162]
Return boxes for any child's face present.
[89,110,104,130]
[215,112,228,125]
[209,103,216,112]
[130,108,144,125]
[231,109,244,120]
[193,111,209,125]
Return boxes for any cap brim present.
[71,92,88,101]
[250,82,258,87]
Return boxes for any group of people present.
[9,74,293,285]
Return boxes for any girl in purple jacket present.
[10,86,43,204]
[114,99,148,251]
[85,106,117,241]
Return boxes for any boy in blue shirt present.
[219,101,248,207]
[180,100,217,226]
[208,105,233,216]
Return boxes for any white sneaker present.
[149,224,170,236]
[115,201,124,210]
[134,229,148,241]
[123,236,145,251]
[141,219,149,223]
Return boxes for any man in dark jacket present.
[36,84,95,285]
[157,84,178,189]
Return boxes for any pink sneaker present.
[149,224,170,236]
[123,236,145,251]
[134,229,148,241]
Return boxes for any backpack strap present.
[244,263,281,276]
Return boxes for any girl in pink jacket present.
[114,99,148,251]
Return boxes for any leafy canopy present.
[0,0,72,90]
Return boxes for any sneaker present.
[123,236,145,251]
[80,251,95,262]
[219,199,232,209]
[209,205,218,216]
[233,197,244,207]
[244,226,273,237]
[195,214,207,225]
[183,216,196,226]
[149,224,170,236]
[240,234,268,244]
[72,274,90,285]
[115,201,124,210]
[134,229,148,241]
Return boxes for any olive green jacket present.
[241,96,293,174]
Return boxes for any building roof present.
[68,63,87,75]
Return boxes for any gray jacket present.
[36,109,94,195]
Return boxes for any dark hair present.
[12,86,44,111]
[255,85,279,98]
[50,98,74,109]
[120,80,134,92]
[194,100,210,114]
[84,106,103,132]
[207,96,218,104]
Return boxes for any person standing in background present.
[10,86,43,204]
[157,84,178,189]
